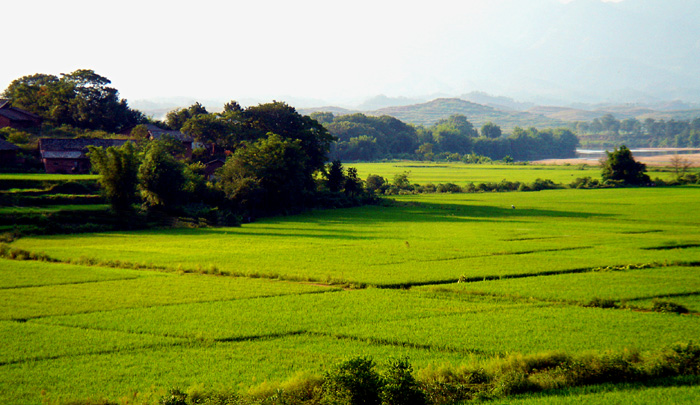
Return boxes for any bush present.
[569,176,602,189]
[159,387,188,405]
[584,297,618,309]
[381,358,426,405]
[436,183,461,193]
[323,357,382,405]
[652,300,690,314]
[491,371,538,397]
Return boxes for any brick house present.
[0,138,21,166]
[203,158,226,179]
[39,138,128,174]
[0,99,41,129]
[144,124,193,158]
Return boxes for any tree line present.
[2,69,146,133]
[89,101,370,221]
[312,112,579,162]
[574,114,700,148]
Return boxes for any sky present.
[3,0,698,108]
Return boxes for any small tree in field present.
[670,155,694,181]
[601,145,650,185]
[88,142,140,211]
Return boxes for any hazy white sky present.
[3,0,696,106]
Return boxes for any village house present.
[39,138,128,174]
[0,138,21,166]
[143,124,194,158]
[0,99,41,129]
[203,158,226,179]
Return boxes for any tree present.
[165,102,208,130]
[138,142,187,208]
[601,145,650,185]
[670,155,694,181]
[238,102,333,175]
[3,69,144,132]
[218,133,310,215]
[87,142,140,211]
[481,122,502,139]
[326,160,345,192]
[344,167,362,197]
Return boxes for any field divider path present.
[18,288,339,323]
[305,331,492,356]
[0,276,141,290]
[0,340,186,367]
[413,276,700,316]
[376,261,685,289]
[624,291,700,302]
[369,246,594,267]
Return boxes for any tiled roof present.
[42,151,83,159]
[0,138,20,151]
[145,124,193,142]
[0,101,41,122]
[39,138,128,152]
[39,138,128,159]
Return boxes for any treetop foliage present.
[319,112,578,162]
[600,145,650,185]
[2,69,145,133]
[575,114,700,148]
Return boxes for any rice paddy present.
[1,171,699,403]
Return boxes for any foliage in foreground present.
[68,343,700,405]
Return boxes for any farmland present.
[350,161,684,185]
[1,171,699,403]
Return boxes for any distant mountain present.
[369,98,563,130]
[298,106,360,116]
[529,104,700,122]
[355,95,426,111]
[460,92,535,112]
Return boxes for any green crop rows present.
[350,161,682,185]
[1,181,699,403]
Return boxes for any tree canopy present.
[2,69,145,132]
[601,145,650,185]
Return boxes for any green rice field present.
[350,161,683,185]
[1,179,699,403]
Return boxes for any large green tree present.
[218,133,311,215]
[87,142,140,211]
[165,102,208,130]
[138,142,187,208]
[2,69,144,132]
[601,145,650,185]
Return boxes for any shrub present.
[491,371,538,397]
[652,300,690,314]
[381,358,426,405]
[584,297,618,309]
[436,183,462,193]
[158,387,187,405]
[322,357,382,405]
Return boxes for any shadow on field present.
[273,201,612,226]
[515,375,700,402]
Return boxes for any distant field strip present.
[0,259,148,289]
[417,266,700,311]
[0,270,334,320]
[350,161,680,184]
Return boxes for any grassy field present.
[349,161,681,185]
[1,182,699,402]
[0,174,99,181]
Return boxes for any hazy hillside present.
[367,98,563,130]
[529,105,700,122]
